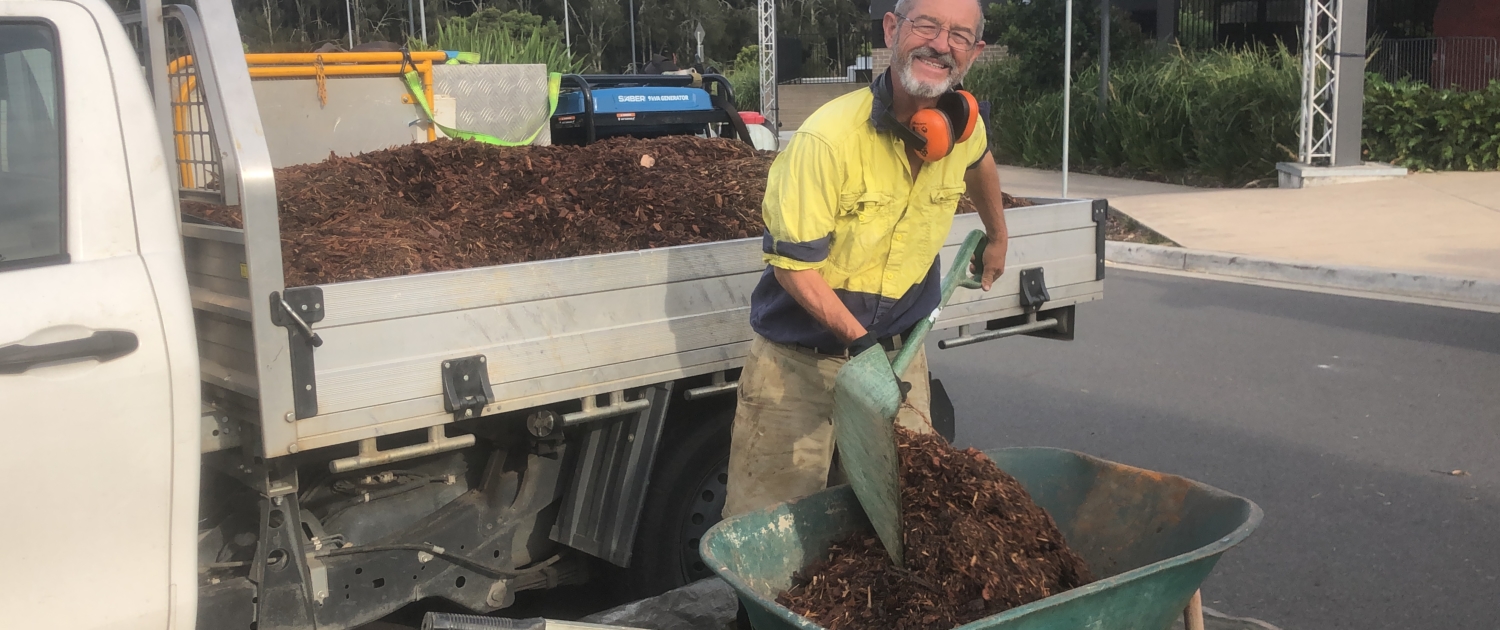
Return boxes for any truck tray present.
[700,447,1262,630]
[186,201,1105,457]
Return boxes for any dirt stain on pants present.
[722,333,932,518]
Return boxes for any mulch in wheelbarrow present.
[181,136,1031,288]
[776,428,1094,630]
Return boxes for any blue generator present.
[550,74,754,147]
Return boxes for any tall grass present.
[968,45,1301,186]
[415,18,582,73]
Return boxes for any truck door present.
[0,8,179,630]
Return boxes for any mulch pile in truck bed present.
[184,136,772,286]
[776,428,1094,630]
[181,136,1030,287]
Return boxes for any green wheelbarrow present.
[701,448,1263,630]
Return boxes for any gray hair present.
[893,0,985,40]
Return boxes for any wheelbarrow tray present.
[701,447,1263,630]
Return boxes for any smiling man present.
[722,0,1011,529]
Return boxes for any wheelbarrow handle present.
[891,230,987,376]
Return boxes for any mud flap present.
[929,374,956,443]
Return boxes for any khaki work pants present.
[722,333,933,518]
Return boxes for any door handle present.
[0,330,139,374]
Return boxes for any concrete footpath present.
[999,165,1500,308]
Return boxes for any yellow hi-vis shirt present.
[749,71,989,352]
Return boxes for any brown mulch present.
[776,428,1093,630]
[184,136,772,286]
[181,137,1035,287]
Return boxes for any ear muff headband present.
[938,90,979,144]
[882,108,930,152]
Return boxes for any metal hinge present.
[441,355,494,421]
[270,287,325,419]
[1019,267,1051,309]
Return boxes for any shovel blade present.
[831,347,905,567]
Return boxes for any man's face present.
[884,0,986,99]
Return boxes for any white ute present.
[0,0,1106,628]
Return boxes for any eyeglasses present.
[895,12,978,51]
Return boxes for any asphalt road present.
[929,268,1500,630]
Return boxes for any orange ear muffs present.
[938,90,979,143]
[908,107,955,162]
[883,89,981,162]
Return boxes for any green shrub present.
[442,9,565,43]
[1364,75,1500,171]
[414,9,581,73]
[969,45,1300,186]
[726,45,761,112]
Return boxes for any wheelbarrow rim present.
[701,446,1265,630]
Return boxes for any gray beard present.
[895,54,966,99]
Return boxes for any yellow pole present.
[422,60,436,142]
[244,51,448,65]
[174,76,197,188]
[167,55,197,188]
[247,64,416,78]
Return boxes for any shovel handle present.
[891,230,987,375]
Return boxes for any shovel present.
[832,229,988,568]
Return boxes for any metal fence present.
[1176,0,1303,50]
[1370,37,1500,91]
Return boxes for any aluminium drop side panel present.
[936,202,1104,330]
[280,198,1103,455]
[190,0,299,455]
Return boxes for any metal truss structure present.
[758,0,778,128]
[1299,0,1340,164]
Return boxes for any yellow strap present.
[314,55,328,107]
[404,71,561,147]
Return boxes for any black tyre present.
[625,401,734,597]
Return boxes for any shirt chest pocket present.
[830,191,897,273]
[925,185,966,215]
[838,190,896,224]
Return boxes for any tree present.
[571,0,624,70]
[985,0,1149,93]
[226,0,870,75]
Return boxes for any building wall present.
[1434,0,1500,40]
[776,82,871,130]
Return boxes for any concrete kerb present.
[1106,241,1500,308]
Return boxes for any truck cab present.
[0,1,1106,628]
[0,5,201,628]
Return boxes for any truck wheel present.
[626,402,733,596]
